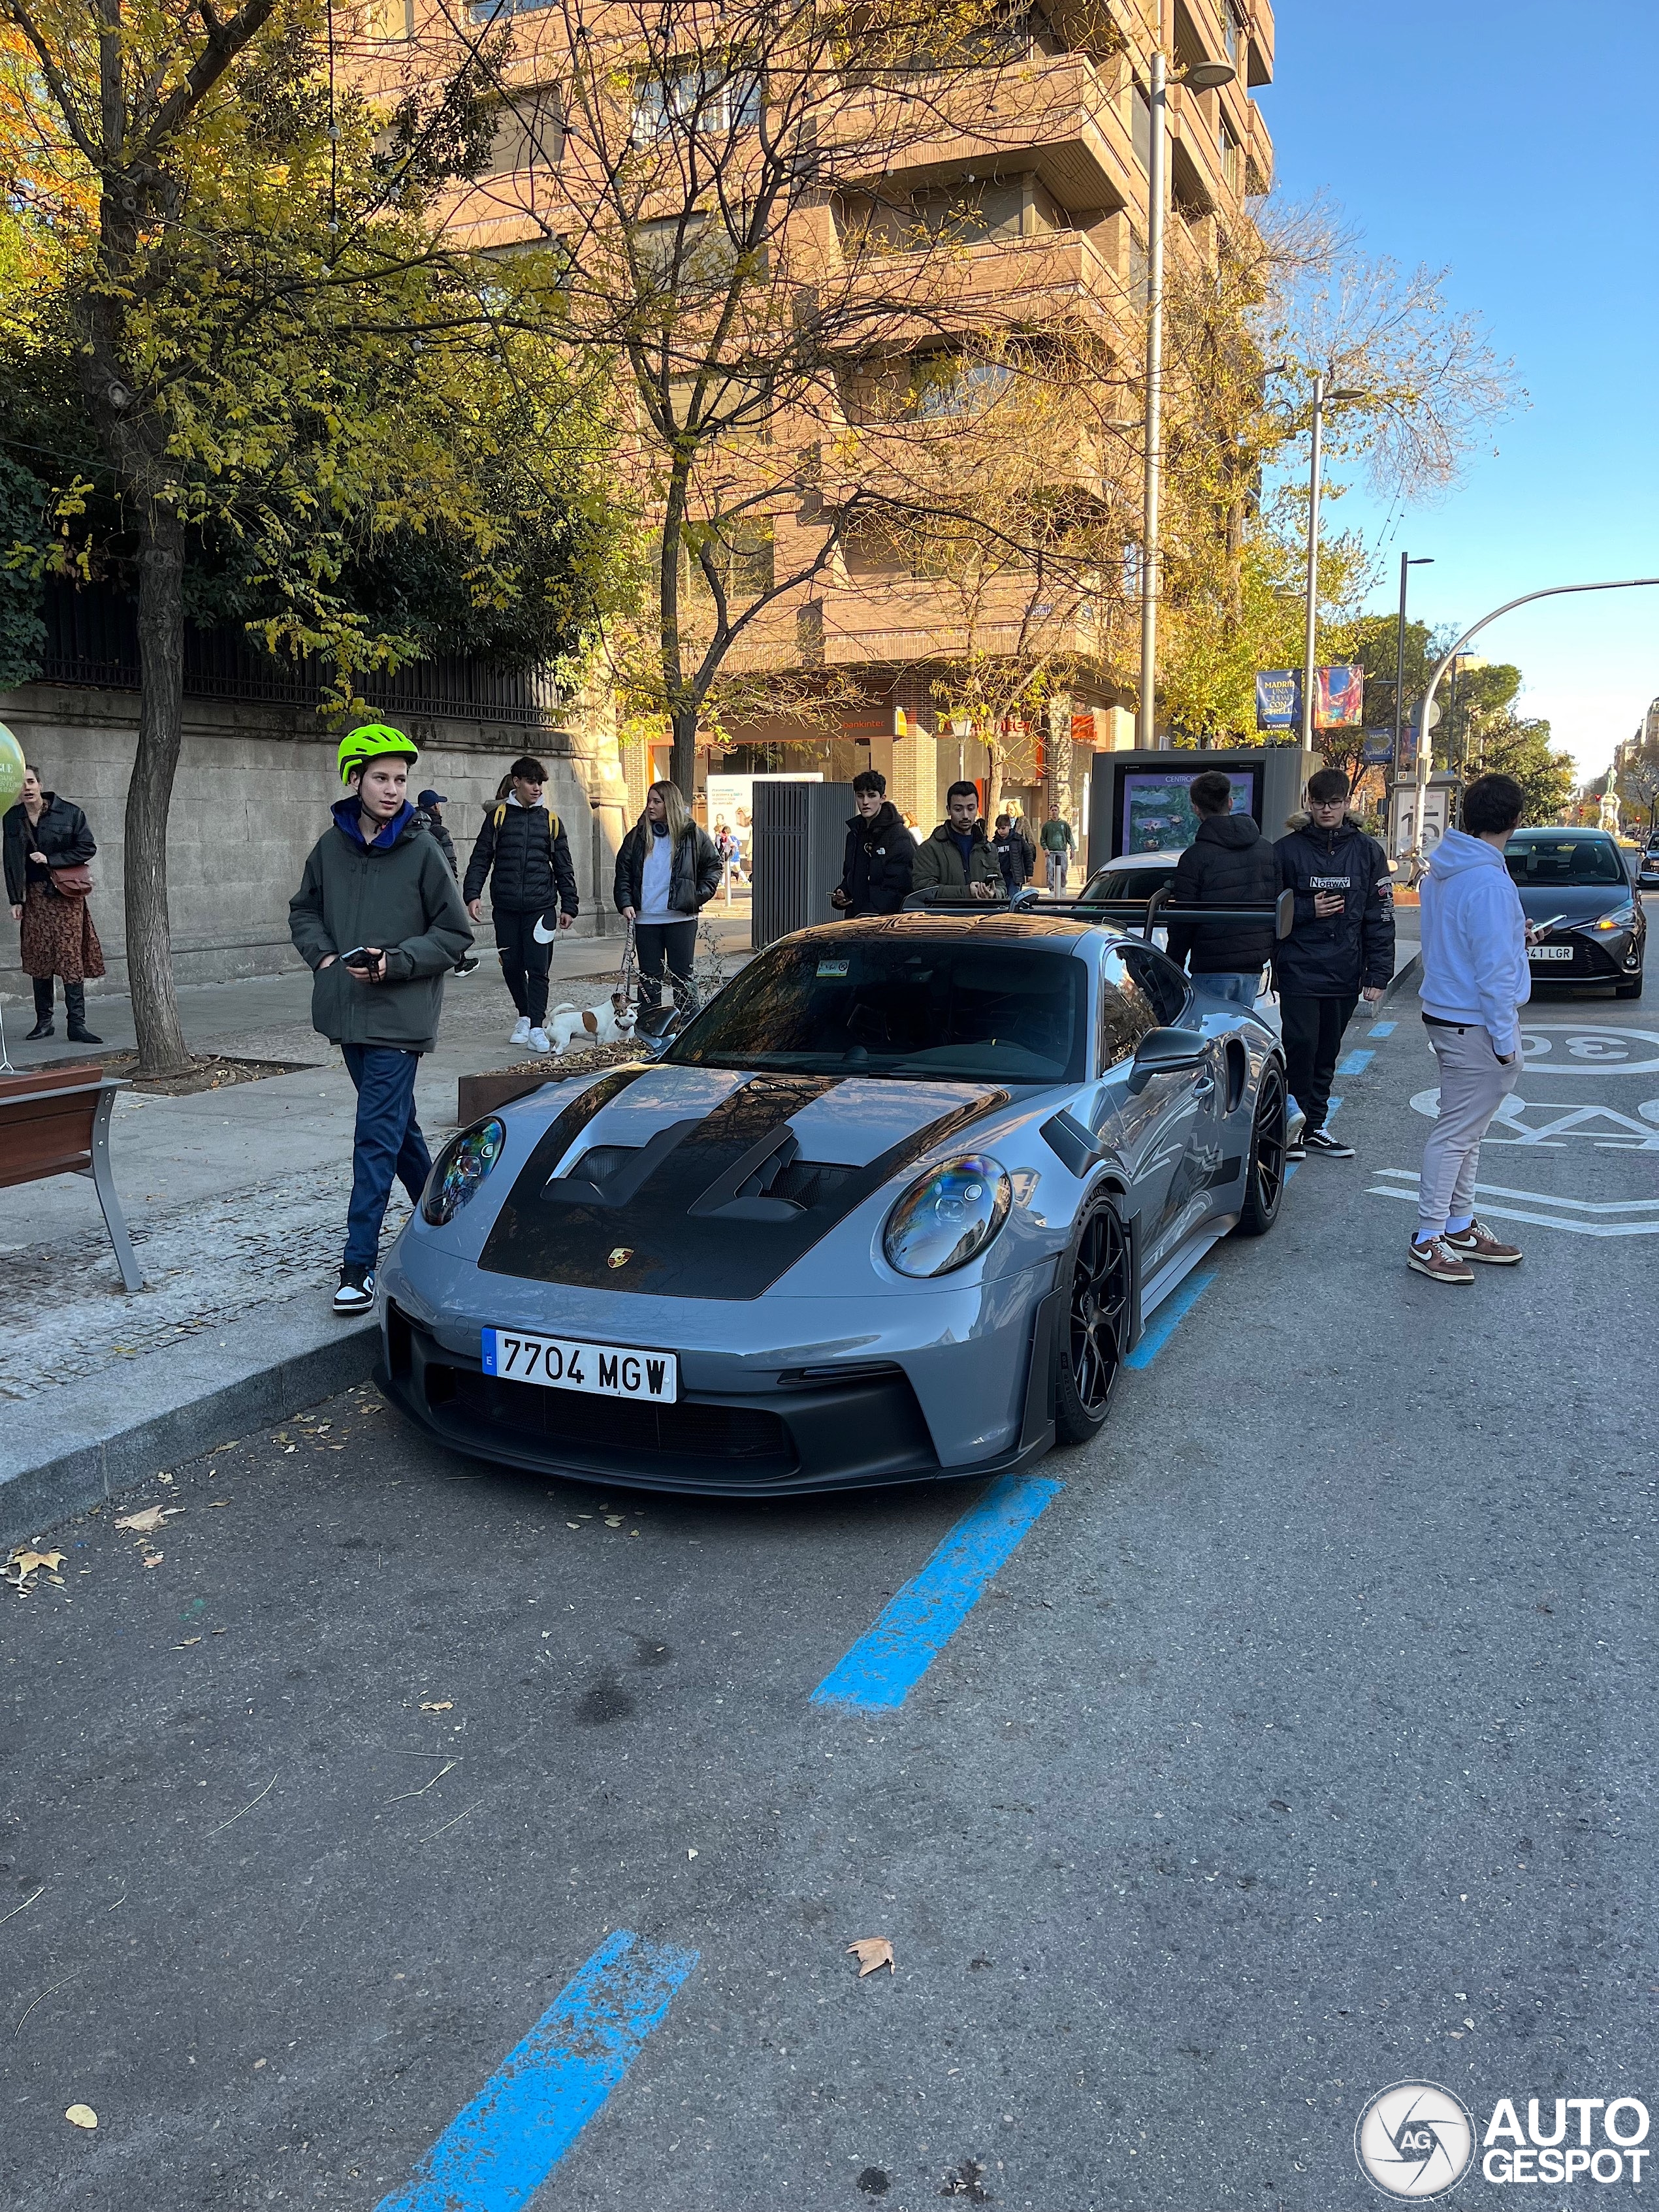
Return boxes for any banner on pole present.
[1361,729,1393,764]
[1315,665,1365,729]
[1255,670,1300,729]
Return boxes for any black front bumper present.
[1529,931,1642,982]
[378,1295,1062,1497]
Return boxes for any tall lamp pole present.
[1391,550,1432,816]
[1298,373,1367,752]
[1410,577,1659,857]
[1137,48,1236,750]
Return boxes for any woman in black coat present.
[613,781,721,1012]
[3,764,104,1041]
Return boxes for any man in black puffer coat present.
[1164,771,1282,1002]
[1273,767,1394,1159]
[462,755,579,1048]
[831,769,916,917]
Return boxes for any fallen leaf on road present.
[157,1472,175,1486]
[604,1516,624,1527]
[142,1553,163,1569]
[848,1938,895,1978]
[419,1701,454,1713]
[114,1507,168,1535]
[11,1550,65,1576]
[176,1638,201,1648]
[208,1501,230,1508]
[64,2105,97,2130]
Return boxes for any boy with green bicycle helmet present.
[289,725,473,1314]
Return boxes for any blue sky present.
[1263,0,1659,780]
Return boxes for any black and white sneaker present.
[334,1264,376,1316]
[1285,1134,1308,1162]
[1303,1129,1355,1159]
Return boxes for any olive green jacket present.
[288,801,473,1053]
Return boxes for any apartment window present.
[636,213,743,289]
[909,353,1014,420]
[1224,0,1246,68]
[1131,81,1152,171]
[368,0,413,41]
[484,86,564,175]
[711,518,775,598]
[1219,114,1240,195]
[632,59,762,145]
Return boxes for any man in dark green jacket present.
[289,725,472,1314]
[909,782,1005,903]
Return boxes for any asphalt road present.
[5,960,1656,2212]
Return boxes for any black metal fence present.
[37,581,561,728]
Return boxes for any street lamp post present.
[1137,50,1236,751]
[1409,577,1659,859]
[1297,374,1367,753]
[1389,551,1432,833]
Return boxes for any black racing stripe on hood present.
[478,1076,1010,1301]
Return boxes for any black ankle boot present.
[25,978,53,1040]
[64,983,101,1045]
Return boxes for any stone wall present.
[0,683,632,1004]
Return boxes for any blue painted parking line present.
[375,1930,698,2212]
[1123,1267,1216,1370]
[1336,1048,1374,1075]
[1368,1021,1396,1036]
[810,1472,1063,1712]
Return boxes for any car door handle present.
[1191,1074,1216,1099]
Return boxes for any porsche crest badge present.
[607,1247,634,1269]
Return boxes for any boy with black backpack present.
[462,755,579,1053]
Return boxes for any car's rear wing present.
[899,885,1294,942]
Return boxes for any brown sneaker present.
[1408,1234,1475,1285]
[1443,1218,1522,1266]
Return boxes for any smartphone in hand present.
[342,946,384,980]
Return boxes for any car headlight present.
[1591,903,1639,933]
[882,1154,1012,1279]
[421,1116,506,1226]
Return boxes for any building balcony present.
[836,227,1135,347]
[828,50,1144,220]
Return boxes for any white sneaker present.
[528,1027,551,1054]
[510,1016,532,1046]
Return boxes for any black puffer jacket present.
[462,797,579,918]
[613,819,722,916]
[1165,813,1282,973]
[837,803,916,916]
[415,807,458,879]
[3,793,95,905]
[1272,813,1394,995]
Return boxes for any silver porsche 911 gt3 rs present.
[378,910,1292,1495]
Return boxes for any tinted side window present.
[1118,943,1189,1027]
[1098,947,1165,1066]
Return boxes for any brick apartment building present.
[372,0,1273,831]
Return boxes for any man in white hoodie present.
[1409,773,1530,1283]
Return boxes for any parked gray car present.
[378,910,1293,1495]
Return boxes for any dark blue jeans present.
[342,1045,432,1269]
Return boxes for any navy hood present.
[332,797,417,852]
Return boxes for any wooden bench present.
[0,1065,144,1292]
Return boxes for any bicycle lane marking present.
[810,1473,1063,1712]
[374,1930,698,2212]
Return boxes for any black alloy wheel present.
[1053,1198,1131,1446]
[1236,1059,1289,1236]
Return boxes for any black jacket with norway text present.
[462,796,579,917]
[837,802,916,916]
[1272,812,1395,996]
[1164,812,1281,973]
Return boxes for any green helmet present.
[337,723,418,786]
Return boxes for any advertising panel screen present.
[1119,769,1257,857]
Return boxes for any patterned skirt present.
[19,879,105,984]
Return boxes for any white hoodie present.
[1418,827,1530,1057]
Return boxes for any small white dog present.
[546,994,637,1055]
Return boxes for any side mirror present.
[634,1003,685,1057]
[1127,1026,1206,1093]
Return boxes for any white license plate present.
[1528,944,1574,962]
[482,1328,677,1402]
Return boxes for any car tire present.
[1052,1194,1131,1447]
[1616,972,1643,999]
[1234,1057,1289,1238]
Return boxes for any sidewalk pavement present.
[0,901,754,1543]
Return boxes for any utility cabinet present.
[750,780,856,948]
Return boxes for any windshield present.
[666,938,1089,1083]
[1080,867,1172,903]
[1506,839,1626,888]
